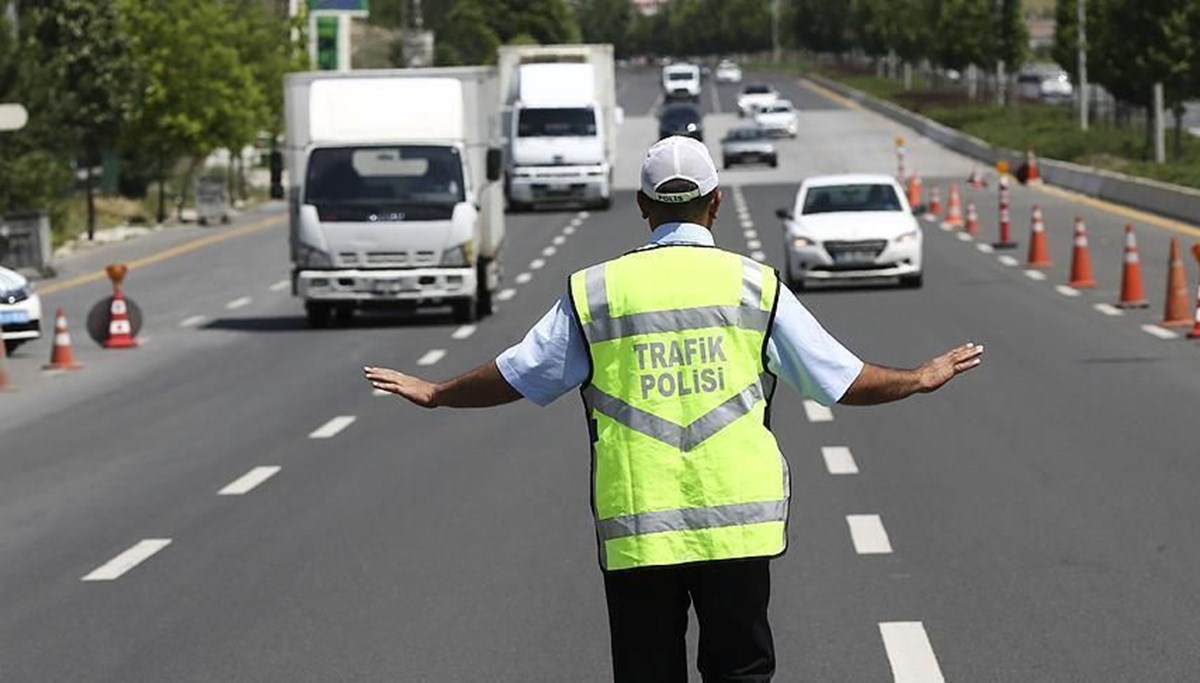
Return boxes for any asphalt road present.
[3,68,1200,681]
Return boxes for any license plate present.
[0,310,29,325]
[373,278,417,294]
[833,251,875,265]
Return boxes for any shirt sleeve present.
[765,287,864,405]
[495,295,590,407]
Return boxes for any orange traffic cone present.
[104,290,138,348]
[1116,224,1149,308]
[907,174,923,210]
[1162,237,1192,327]
[1190,244,1200,339]
[1067,217,1096,288]
[925,186,942,220]
[1025,148,1042,184]
[43,308,83,370]
[967,166,986,189]
[1026,206,1052,267]
[941,184,964,229]
[964,202,980,236]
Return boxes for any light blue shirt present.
[496,222,864,407]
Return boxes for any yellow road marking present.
[38,213,285,296]
[801,76,1200,240]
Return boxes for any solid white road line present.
[879,622,947,683]
[553,235,566,246]
[1093,303,1124,317]
[269,279,290,292]
[744,229,758,239]
[218,466,281,496]
[997,255,1020,267]
[530,258,546,270]
[451,325,477,340]
[803,400,834,422]
[1055,285,1081,298]
[515,272,532,284]
[417,349,447,366]
[497,288,517,302]
[542,246,557,257]
[226,296,252,310]
[1024,270,1047,281]
[975,243,995,253]
[82,539,172,582]
[846,514,893,554]
[821,446,859,475]
[1142,324,1180,340]
[309,416,356,439]
[179,315,208,328]
[747,239,762,250]
[955,231,973,241]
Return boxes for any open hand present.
[363,366,438,408]
[917,342,984,393]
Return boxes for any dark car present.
[658,103,704,142]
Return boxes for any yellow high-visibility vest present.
[569,244,789,571]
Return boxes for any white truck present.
[662,63,702,102]
[282,68,505,326]
[498,44,620,211]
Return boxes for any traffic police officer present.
[365,136,984,682]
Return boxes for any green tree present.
[436,0,580,65]
[577,0,633,54]
[25,0,137,239]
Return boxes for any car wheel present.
[305,302,332,329]
[900,273,924,289]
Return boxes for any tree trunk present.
[1173,107,1184,161]
[85,161,96,241]
[156,153,166,224]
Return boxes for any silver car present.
[721,126,777,169]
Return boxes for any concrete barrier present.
[806,73,1200,227]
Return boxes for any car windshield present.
[306,145,465,210]
[661,106,700,124]
[668,72,696,81]
[517,107,597,137]
[762,104,792,114]
[802,184,903,215]
[743,85,771,95]
[726,128,766,141]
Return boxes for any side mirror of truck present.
[269,150,284,200]
[486,147,503,182]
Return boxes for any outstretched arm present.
[364,361,523,409]
[839,342,984,406]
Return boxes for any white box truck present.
[282,68,505,326]
[498,44,620,211]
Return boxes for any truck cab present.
[662,63,702,103]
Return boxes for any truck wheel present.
[333,305,355,326]
[4,339,24,354]
[305,302,332,328]
[507,200,531,214]
[453,298,478,323]
[595,196,612,211]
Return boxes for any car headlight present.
[441,241,474,267]
[792,237,816,249]
[296,243,333,269]
[895,230,920,244]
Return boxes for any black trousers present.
[602,558,775,683]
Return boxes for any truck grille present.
[336,250,438,267]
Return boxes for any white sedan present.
[775,174,923,289]
[736,83,779,117]
[714,60,743,83]
[0,265,42,353]
[754,100,798,138]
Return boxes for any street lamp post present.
[1078,0,1089,131]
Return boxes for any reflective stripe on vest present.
[570,246,789,571]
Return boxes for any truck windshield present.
[668,72,695,81]
[305,145,465,212]
[517,108,597,137]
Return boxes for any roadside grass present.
[55,195,155,249]
[816,68,1200,191]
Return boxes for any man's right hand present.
[364,366,438,408]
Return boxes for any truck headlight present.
[441,241,474,267]
[296,243,333,268]
[895,230,920,244]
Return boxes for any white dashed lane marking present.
[226,296,252,310]
[542,246,557,257]
[82,539,172,582]
[530,259,546,270]
[451,325,477,340]
[564,225,577,235]
[744,229,758,239]
[747,239,762,250]
[179,315,207,328]
[997,255,1020,267]
[269,279,290,292]
[1055,285,1081,297]
[879,622,947,683]
[846,514,893,554]
[218,466,281,496]
[975,243,995,253]
[373,388,389,397]
[955,232,972,242]
[497,288,517,302]
[1093,303,1123,317]
[821,446,859,475]
[309,416,356,439]
[553,235,566,246]
[803,400,834,422]
[515,272,532,284]
[750,250,766,262]
[417,349,446,366]
[1142,324,1180,340]
[1024,270,1047,281]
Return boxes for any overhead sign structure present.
[306,1,367,71]
[308,0,368,16]
[0,104,28,132]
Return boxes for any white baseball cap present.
[641,136,719,203]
